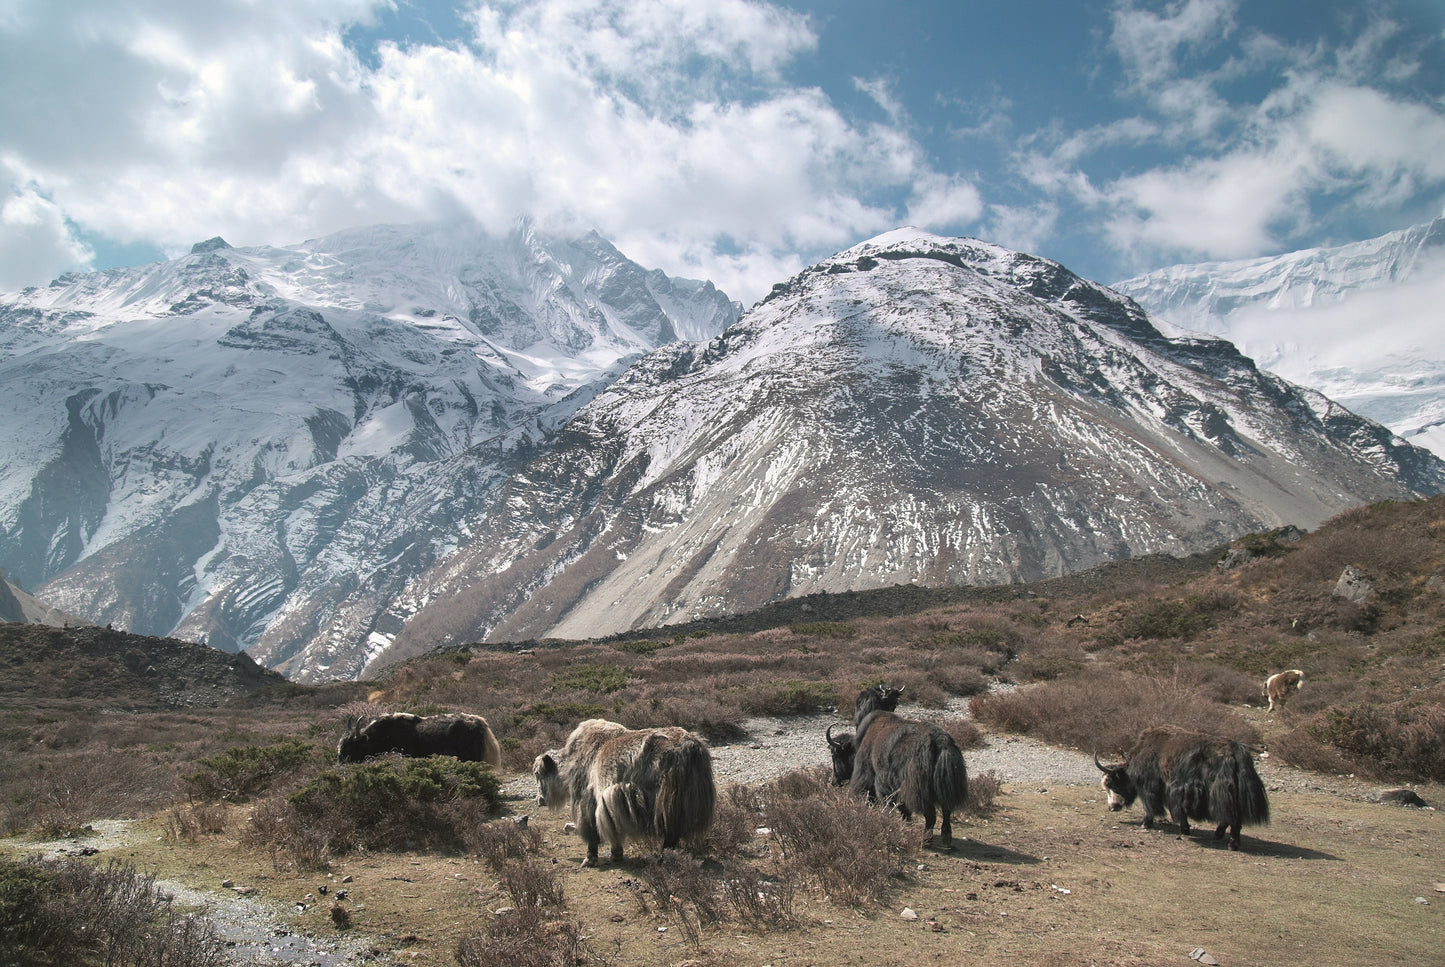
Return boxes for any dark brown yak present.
[1096,725,1270,850]
[852,683,903,727]
[827,707,969,848]
[337,712,501,766]
[533,718,716,867]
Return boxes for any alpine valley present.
[2,223,1443,681]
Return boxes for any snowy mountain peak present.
[1113,216,1445,458]
[0,220,739,679]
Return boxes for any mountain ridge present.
[380,229,1443,666]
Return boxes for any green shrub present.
[548,664,629,693]
[246,755,502,861]
[1119,595,1222,641]
[788,621,857,639]
[613,638,673,655]
[741,680,835,715]
[184,739,315,802]
[511,701,607,727]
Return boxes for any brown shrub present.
[760,771,917,907]
[455,907,602,967]
[969,670,1258,758]
[1308,698,1445,781]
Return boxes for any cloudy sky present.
[2,0,1443,303]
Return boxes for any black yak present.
[1096,725,1269,850]
[852,683,903,727]
[533,718,716,867]
[827,708,969,848]
[1264,669,1305,712]
[337,712,501,766]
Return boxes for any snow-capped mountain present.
[0,220,739,680]
[379,229,1445,664]
[1112,217,1445,458]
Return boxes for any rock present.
[1189,949,1219,965]
[221,879,234,889]
[900,907,919,921]
[1380,789,1430,808]
[1333,565,1374,604]
[1216,547,1254,570]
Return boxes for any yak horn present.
[826,723,841,748]
[1093,750,1106,772]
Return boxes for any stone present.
[900,907,919,921]
[1333,565,1374,604]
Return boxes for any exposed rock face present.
[0,220,739,681]
[383,229,1444,662]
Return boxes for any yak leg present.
[938,810,954,849]
[920,803,936,840]
[577,793,603,867]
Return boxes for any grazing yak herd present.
[339,672,1301,865]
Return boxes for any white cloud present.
[905,173,984,231]
[0,176,93,291]
[0,0,976,303]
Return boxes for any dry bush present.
[721,863,797,928]
[467,817,545,869]
[942,718,984,751]
[965,769,1003,814]
[0,856,229,967]
[969,670,1258,758]
[1306,698,1445,781]
[760,770,917,907]
[164,802,228,843]
[1272,727,1356,775]
[16,748,170,837]
[455,906,603,967]
[692,784,760,856]
[638,852,725,947]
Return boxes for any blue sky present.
[2,0,1443,303]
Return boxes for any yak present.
[827,707,969,848]
[337,712,501,766]
[1264,669,1305,712]
[533,718,715,867]
[852,683,903,727]
[1096,725,1269,850]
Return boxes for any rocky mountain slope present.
[383,229,1445,663]
[0,220,739,680]
[1113,216,1445,457]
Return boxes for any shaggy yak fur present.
[1096,725,1270,850]
[337,712,502,766]
[828,702,969,848]
[533,718,716,866]
[1264,669,1305,712]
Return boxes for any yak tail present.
[481,728,503,768]
[1211,743,1270,827]
[654,738,716,846]
[932,734,970,812]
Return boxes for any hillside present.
[1,498,1443,966]
[0,623,288,711]
[386,229,1444,667]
